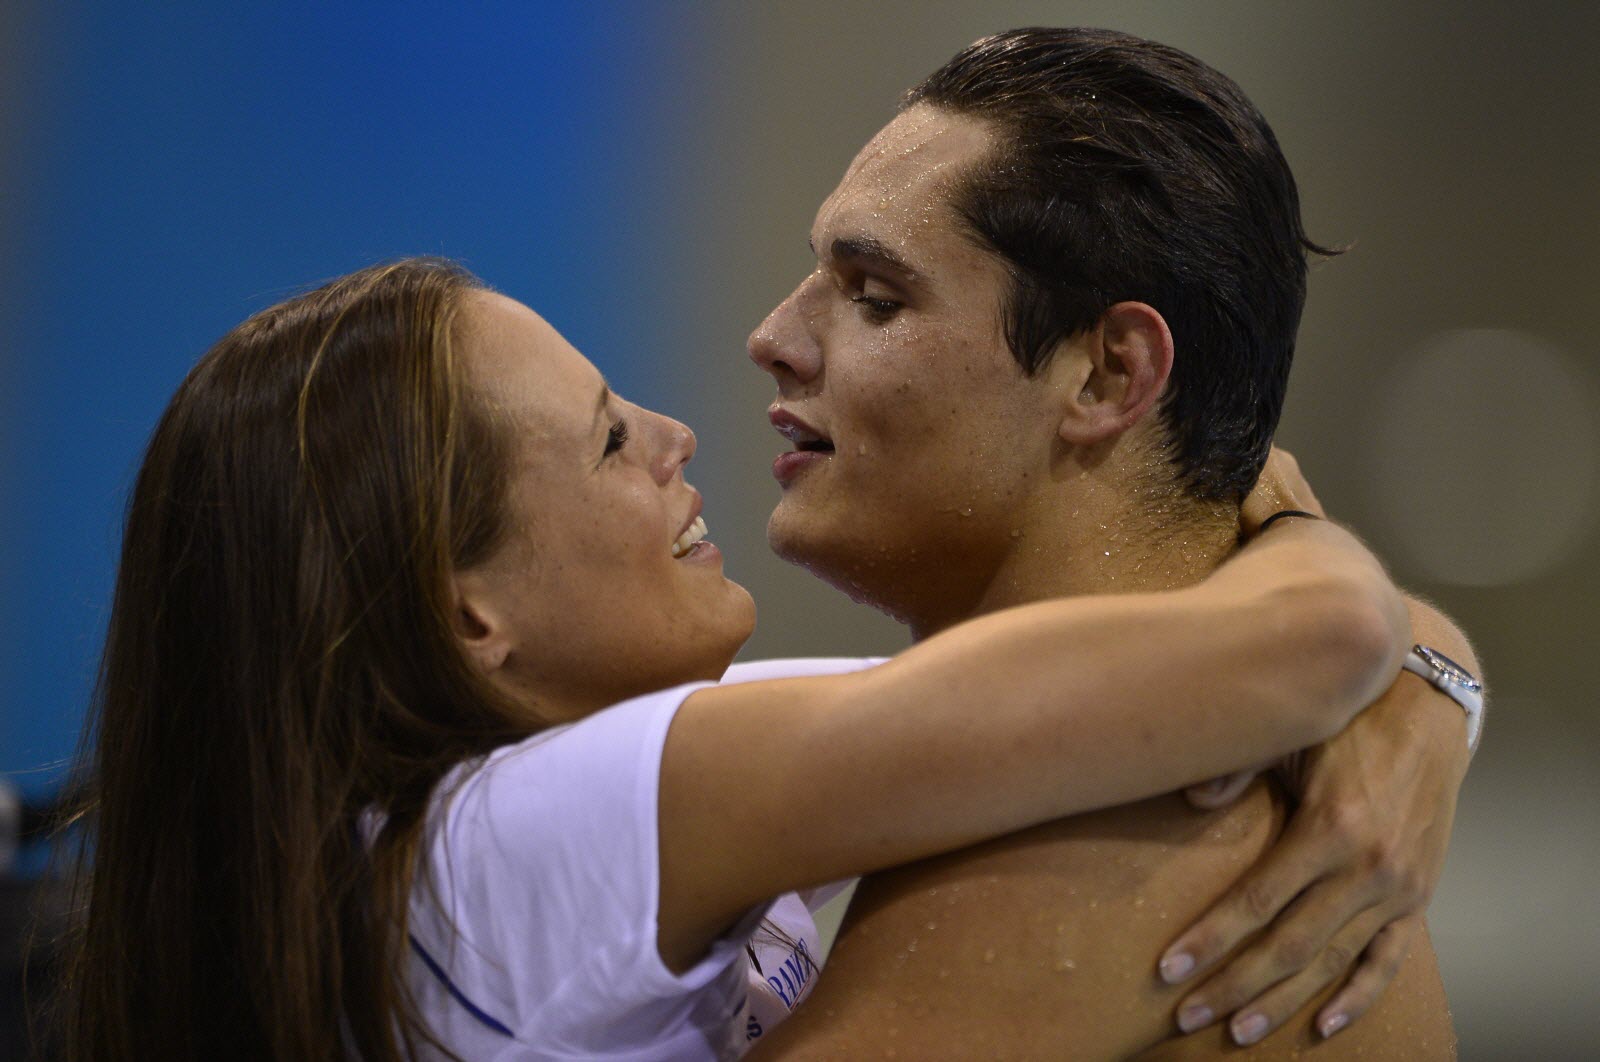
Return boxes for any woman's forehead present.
[459,291,603,432]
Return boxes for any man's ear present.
[450,569,512,675]
[1056,301,1174,446]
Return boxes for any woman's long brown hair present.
[57,259,528,1060]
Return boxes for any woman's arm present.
[1156,594,1479,1045]
[1150,448,1483,1044]
[656,518,1408,971]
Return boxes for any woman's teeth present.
[671,516,708,558]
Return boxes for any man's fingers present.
[1159,827,1335,987]
[1314,917,1419,1039]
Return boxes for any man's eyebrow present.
[819,235,921,278]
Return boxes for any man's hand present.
[1155,450,1479,1045]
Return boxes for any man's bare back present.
[753,782,1454,1059]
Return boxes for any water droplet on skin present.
[1054,958,1077,972]
[982,948,996,964]
[1009,529,1022,538]
[959,507,973,517]
[858,443,868,456]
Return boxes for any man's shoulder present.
[755,785,1287,1059]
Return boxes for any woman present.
[59,259,1406,1060]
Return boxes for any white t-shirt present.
[402,658,883,1061]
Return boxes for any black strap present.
[1258,509,1319,533]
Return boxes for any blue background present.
[2,2,689,801]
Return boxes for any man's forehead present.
[841,104,991,185]
[812,106,993,268]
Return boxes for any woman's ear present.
[1057,301,1174,446]
[450,569,511,674]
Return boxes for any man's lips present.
[768,406,835,453]
[768,407,835,486]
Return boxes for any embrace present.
[59,27,1479,1062]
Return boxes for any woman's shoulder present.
[422,658,885,888]
[439,679,713,845]
[719,656,887,686]
[454,657,886,807]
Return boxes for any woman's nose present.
[651,412,696,484]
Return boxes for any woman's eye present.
[604,418,629,458]
[850,293,902,324]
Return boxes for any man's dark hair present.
[906,27,1335,503]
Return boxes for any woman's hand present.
[1239,446,1327,533]
[1157,452,1477,1045]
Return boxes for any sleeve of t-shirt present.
[417,656,888,1044]
[420,680,726,1041]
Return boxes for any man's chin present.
[765,502,849,576]
[765,507,896,612]
[765,503,814,568]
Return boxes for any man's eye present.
[850,294,902,323]
[604,419,629,457]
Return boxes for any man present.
[745,28,1475,1058]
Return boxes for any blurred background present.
[2,1,1595,1057]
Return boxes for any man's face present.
[749,105,1067,625]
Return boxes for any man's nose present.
[748,286,822,386]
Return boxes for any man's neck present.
[908,485,1241,641]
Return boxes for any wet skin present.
[747,105,1455,1057]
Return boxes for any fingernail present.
[1232,1012,1269,1046]
[1319,1012,1349,1039]
[1159,951,1195,984]
[1177,1004,1213,1034]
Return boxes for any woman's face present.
[454,292,755,722]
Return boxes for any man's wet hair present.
[907,27,1337,503]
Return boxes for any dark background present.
[5,3,1596,1057]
